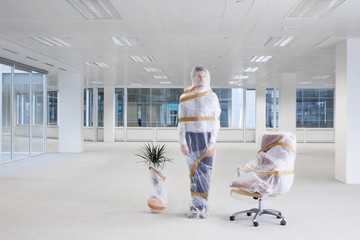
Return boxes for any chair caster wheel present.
[253,221,259,227]
[230,216,235,221]
[247,212,252,216]
[277,216,282,219]
[280,220,286,225]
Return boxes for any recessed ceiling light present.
[240,67,258,72]
[263,36,296,47]
[153,75,168,79]
[85,61,110,68]
[159,81,172,84]
[228,81,242,86]
[233,75,249,80]
[111,37,141,47]
[66,0,121,20]
[285,0,345,19]
[144,67,163,72]
[32,37,71,47]
[130,56,156,63]
[249,56,273,62]
[311,75,330,80]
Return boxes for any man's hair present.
[192,66,207,78]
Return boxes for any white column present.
[278,73,296,134]
[0,71,2,154]
[104,86,115,142]
[255,85,266,143]
[335,39,360,184]
[58,73,83,152]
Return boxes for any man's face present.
[194,71,207,86]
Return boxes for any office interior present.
[1,0,360,239]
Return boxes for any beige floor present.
[0,141,359,240]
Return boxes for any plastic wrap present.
[178,66,221,218]
[230,132,296,198]
[147,164,167,213]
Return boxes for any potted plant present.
[136,142,171,213]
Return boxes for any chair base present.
[229,198,287,227]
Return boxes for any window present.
[266,88,279,128]
[127,88,183,127]
[245,89,256,128]
[83,88,93,127]
[115,88,124,127]
[98,88,104,127]
[16,93,30,125]
[296,89,334,128]
[47,91,58,125]
[213,88,244,128]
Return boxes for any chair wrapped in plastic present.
[229,132,296,227]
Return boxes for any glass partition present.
[115,88,124,127]
[97,88,104,127]
[13,68,30,160]
[246,89,256,128]
[32,72,45,155]
[127,88,151,127]
[1,64,12,163]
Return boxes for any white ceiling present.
[1,0,360,88]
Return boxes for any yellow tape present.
[178,116,220,122]
[257,142,296,154]
[180,89,212,103]
[191,192,209,198]
[149,166,166,181]
[230,189,281,198]
[245,166,294,175]
[189,146,215,179]
[183,86,197,94]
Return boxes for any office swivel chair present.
[229,132,296,227]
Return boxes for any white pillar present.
[255,85,266,143]
[104,86,115,142]
[278,73,296,134]
[335,39,360,184]
[0,70,2,155]
[58,73,83,152]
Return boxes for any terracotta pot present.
[147,198,165,214]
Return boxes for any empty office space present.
[1,0,360,240]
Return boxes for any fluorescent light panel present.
[153,75,168,79]
[144,67,163,72]
[233,75,249,80]
[130,56,156,63]
[111,37,141,47]
[263,36,296,47]
[240,67,258,72]
[249,56,273,62]
[285,0,345,19]
[85,61,110,68]
[159,81,172,84]
[312,75,330,79]
[32,37,71,47]
[66,0,121,20]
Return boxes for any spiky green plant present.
[135,143,171,168]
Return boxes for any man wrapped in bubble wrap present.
[178,66,221,219]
